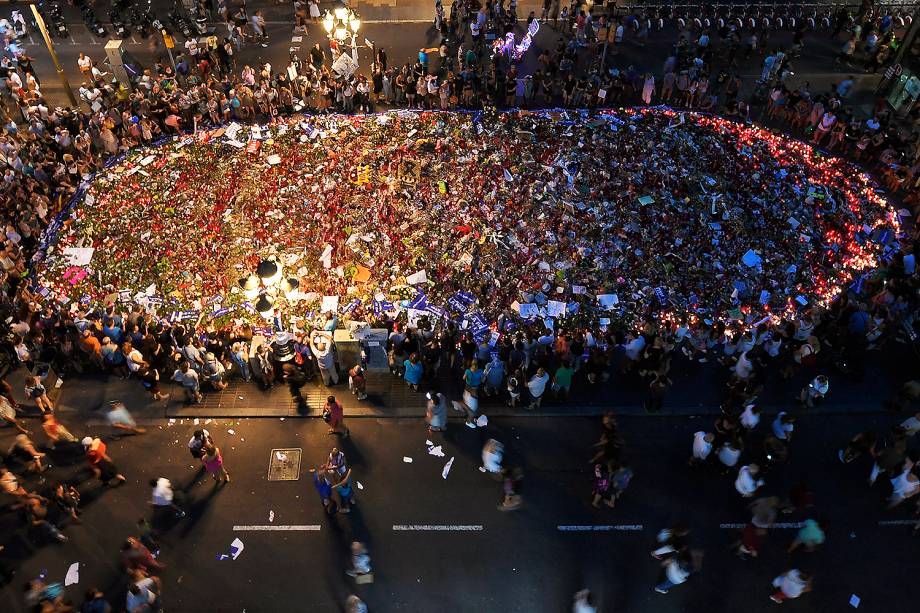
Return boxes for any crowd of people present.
[0,0,920,610]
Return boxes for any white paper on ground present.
[425,439,434,446]
[476,415,488,427]
[427,445,445,458]
[64,562,79,586]
[403,456,413,463]
[442,456,455,479]
[321,295,339,313]
[849,595,860,608]
[357,481,364,490]
[406,269,428,285]
[230,537,245,560]
[227,429,235,435]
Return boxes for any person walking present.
[149,477,186,519]
[346,541,372,578]
[735,464,764,498]
[770,568,812,603]
[202,443,230,484]
[82,437,126,486]
[426,391,447,433]
[787,518,827,552]
[654,550,692,594]
[838,430,877,463]
[573,589,597,612]
[324,395,350,437]
[106,401,146,435]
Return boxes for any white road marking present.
[557,524,644,532]
[719,522,804,529]
[392,524,483,531]
[878,519,917,526]
[232,524,321,531]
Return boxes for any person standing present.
[644,371,671,413]
[403,353,424,391]
[799,375,829,407]
[689,431,714,466]
[82,437,126,486]
[641,73,655,105]
[188,429,212,460]
[527,367,550,409]
[324,395,349,438]
[202,443,230,484]
[311,331,339,386]
[348,365,367,400]
[172,361,203,403]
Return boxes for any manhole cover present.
[268,448,302,481]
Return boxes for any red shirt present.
[86,440,107,465]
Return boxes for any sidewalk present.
[8,334,915,421]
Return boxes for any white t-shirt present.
[126,578,156,612]
[735,466,759,497]
[692,432,712,459]
[740,405,760,429]
[151,477,174,506]
[900,415,920,437]
[126,348,144,372]
[527,373,549,398]
[718,444,741,467]
[778,570,807,598]
[665,559,690,584]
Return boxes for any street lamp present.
[238,257,301,320]
[322,6,361,63]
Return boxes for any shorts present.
[28,387,46,400]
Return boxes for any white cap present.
[81,436,93,447]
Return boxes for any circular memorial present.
[33,109,898,332]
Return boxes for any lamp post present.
[29,4,78,106]
[322,7,362,64]
[238,257,300,323]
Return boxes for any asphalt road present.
[1,410,918,612]
[3,2,886,112]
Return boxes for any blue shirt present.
[848,310,869,334]
[102,325,123,344]
[404,360,424,385]
[837,80,853,98]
